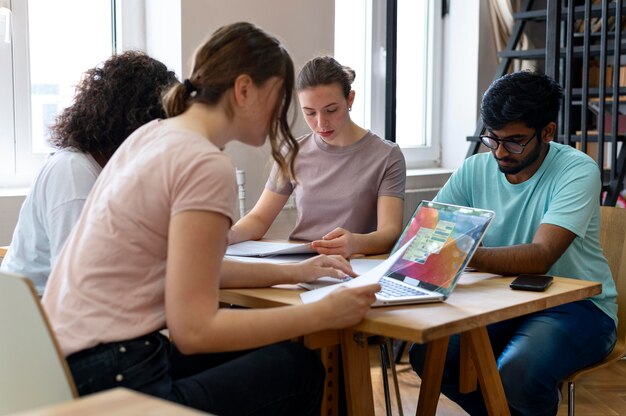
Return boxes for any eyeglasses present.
[479,129,540,154]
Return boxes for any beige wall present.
[440,0,497,169]
[0,194,25,245]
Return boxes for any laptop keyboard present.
[378,277,430,298]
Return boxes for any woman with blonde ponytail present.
[42,22,379,415]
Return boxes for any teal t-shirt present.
[436,142,617,326]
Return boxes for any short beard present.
[496,138,544,175]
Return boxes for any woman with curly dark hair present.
[1,51,177,294]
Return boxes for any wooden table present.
[10,387,211,415]
[0,245,8,257]
[220,274,601,416]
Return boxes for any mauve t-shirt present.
[266,131,406,241]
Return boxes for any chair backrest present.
[599,207,626,345]
[0,272,77,414]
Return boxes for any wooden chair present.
[564,206,626,415]
[0,271,77,414]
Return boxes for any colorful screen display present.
[387,201,494,296]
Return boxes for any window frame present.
[335,0,443,169]
[0,0,123,188]
[0,0,17,184]
[0,0,46,187]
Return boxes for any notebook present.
[300,200,495,307]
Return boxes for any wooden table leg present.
[459,333,478,393]
[319,346,340,416]
[465,327,510,416]
[340,330,374,416]
[416,336,449,416]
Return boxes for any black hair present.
[480,70,563,131]
[49,51,177,161]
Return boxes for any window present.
[335,0,442,169]
[0,0,114,187]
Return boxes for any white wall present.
[0,194,25,245]
[478,0,500,107]
[439,0,497,170]
[145,0,183,78]
[439,0,479,169]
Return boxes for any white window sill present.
[406,167,453,190]
[0,187,29,197]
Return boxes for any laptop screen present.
[386,201,495,297]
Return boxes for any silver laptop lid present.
[385,200,495,299]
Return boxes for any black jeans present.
[67,332,325,416]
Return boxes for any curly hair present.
[49,51,177,160]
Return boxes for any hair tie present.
[183,79,197,97]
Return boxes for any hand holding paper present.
[300,237,414,304]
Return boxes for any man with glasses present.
[409,71,617,415]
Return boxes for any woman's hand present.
[284,254,357,284]
[316,283,381,328]
[311,227,357,258]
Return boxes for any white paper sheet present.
[224,255,314,264]
[226,241,316,257]
[350,259,385,275]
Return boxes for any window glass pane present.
[396,0,429,148]
[334,0,370,130]
[27,0,113,153]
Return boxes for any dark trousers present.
[67,332,325,416]
[409,300,616,416]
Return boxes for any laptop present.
[300,200,495,307]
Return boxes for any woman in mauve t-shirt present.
[42,22,380,416]
[230,56,406,258]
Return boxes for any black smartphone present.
[510,274,554,291]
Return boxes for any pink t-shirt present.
[42,120,237,356]
[266,131,406,241]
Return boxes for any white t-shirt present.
[42,120,237,356]
[1,149,102,294]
